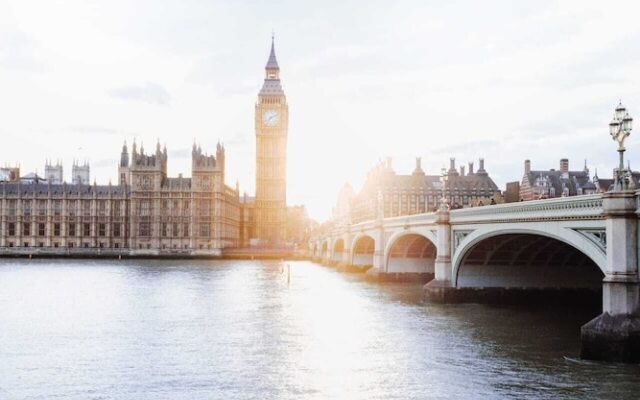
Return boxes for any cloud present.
[92,158,116,168]
[109,82,171,105]
[69,125,120,136]
[169,148,191,159]
[186,54,256,95]
[0,28,44,72]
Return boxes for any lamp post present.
[609,101,633,190]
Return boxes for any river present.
[0,259,638,399]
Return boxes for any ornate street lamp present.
[609,101,633,190]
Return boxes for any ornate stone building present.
[347,157,502,224]
[0,38,291,254]
[519,158,597,201]
[253,37,288,247]
[0,141,240,255]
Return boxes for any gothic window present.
[69,223,76,237]
[141,176,151,189]
[83,223,91,236]
[23,223,31,236]
[38,223,45,236]
[53,200,62,216]
[139,222,150,237]
[113,223,121,237]
[68,200,76,216]
[98,224,106,237]
[54,223,61,236]
[183,223,189,237]
[8,223,15,236]
[162,223,168,237]
[199,200,210,216]
[200,224,210,237]
[7,200,16,216]
[38,200,46,216]
[173,200,179,214]
[98,201,106,216]
[24,201,32,216]
[83,201,91,216]
[140,200,151,217]
[183,200,190,215]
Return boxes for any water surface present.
[0,259,638,399]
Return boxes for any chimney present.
[524,159,531,175]
[468,162,474,175]
[449,158,456,172]
[479,158,485,171]
[560,158,569,173]
[413,157,425,177]
[460,165,465,176]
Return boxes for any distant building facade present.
[0,141,240,254]
[45,161,63,184]
[519,159,597,201]
[72,161,90,185]
[347,157,502,224]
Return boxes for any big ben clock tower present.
[255,36,288,246]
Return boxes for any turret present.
[120,140,129,167]
[118,141,131,186]
[216,141,226,176]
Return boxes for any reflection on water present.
[0,259,638,399]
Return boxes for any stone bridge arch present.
[452,225,605,289]
[321,240,330,260]
[384,230,437,275]
[351,233,375,267]
[331,238,345,263]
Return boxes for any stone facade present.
[519,158,597,200]
[0,141,240,255]
[348,157,501,224]
[0,38,292,255]
[254,37,288,247]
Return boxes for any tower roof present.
[265,35,279,70]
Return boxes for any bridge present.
[309,191,640,363]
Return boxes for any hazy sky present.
[1,0,640,221]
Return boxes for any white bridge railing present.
[449,194,604,224]
[313,194,605,243]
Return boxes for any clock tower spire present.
[254,36,288,247]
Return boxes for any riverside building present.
[345,157,502,224]
[0,37,296,255]
[0,141,240,255]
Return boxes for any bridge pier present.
[581,190,640,362]
[423,206,454,301]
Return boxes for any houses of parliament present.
[0,39,289,255]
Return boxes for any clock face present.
[262,110,279,126]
